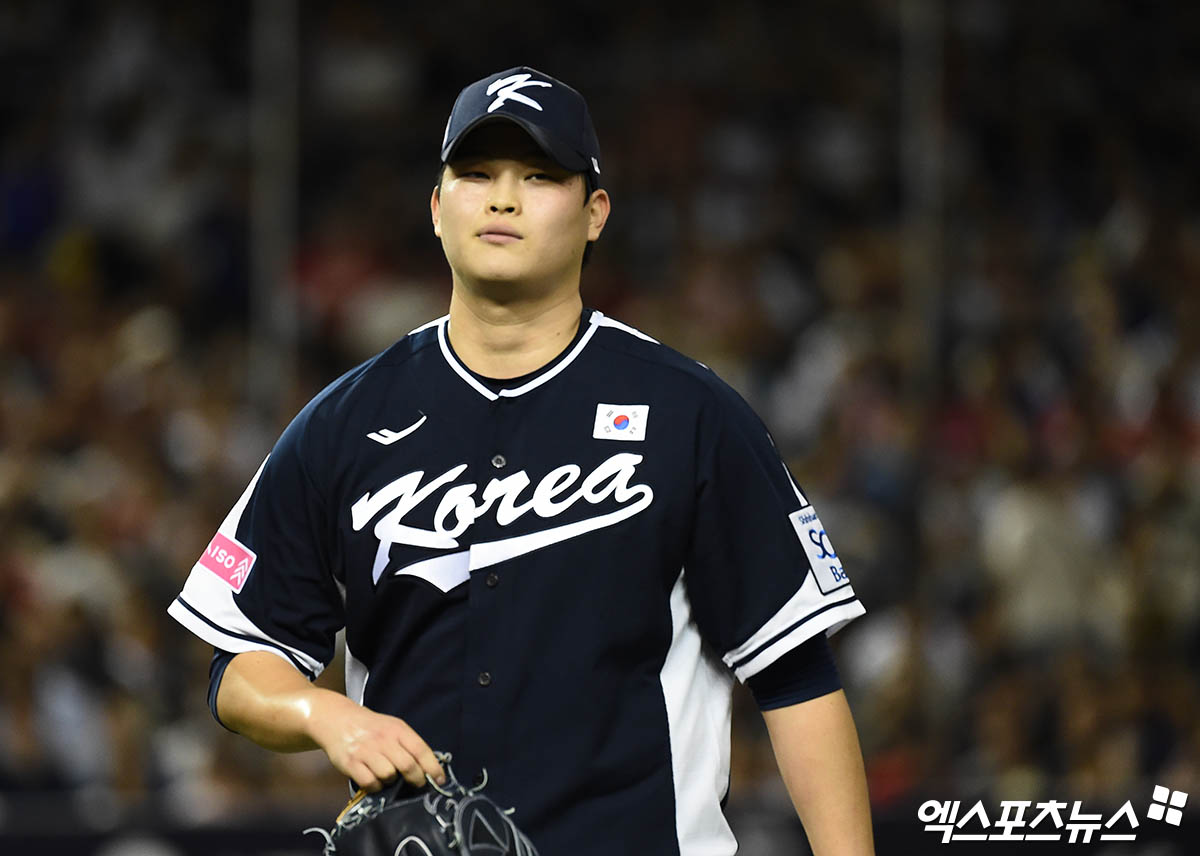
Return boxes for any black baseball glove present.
[304,753,539,856]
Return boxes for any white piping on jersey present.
[590,311,660,343]
[225,455,269,542]
[433,310,658,401]
[168,597,324,677]
[720,569,865,682]
[407,315,446,336]
[437,320,498,400]
[780,460,809,507]
[762,428,810,508]
[730,600,865,683]
[436,313,601,401]
[659,569,738,855]
[345,642,369,706]
[167,454,328,678]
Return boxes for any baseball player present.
[169,67,874,855]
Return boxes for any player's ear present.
[586,188,610,243]
[431,185,442,238]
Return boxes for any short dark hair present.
[434,164,596,267]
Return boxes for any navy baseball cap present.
[440,66,602,187]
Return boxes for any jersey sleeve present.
[167,409,343,679]
[683,379,864,683]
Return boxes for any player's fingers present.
[346,761,383,794]
[359,751,402,792]
[381,743,428,788]
[391,720,446,785]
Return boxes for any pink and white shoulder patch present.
[198,532,257,593]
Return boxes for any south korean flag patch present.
[593,403,649,441]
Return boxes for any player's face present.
[431,123,609,296]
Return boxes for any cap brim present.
[441,114,591,174]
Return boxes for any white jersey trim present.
[498,316,599,397]
[591,311,660,343]
[166,455,328,679]
[722,571,864,683]
[168,596,322,677]
[660,569,738,855]
[437,320,498,400]
[345,641,369,706]
[729,600,865,682]
[780,460,809,507]
[408,315,447,336]
[435,311,618,402]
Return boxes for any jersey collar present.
[437,309,605,401]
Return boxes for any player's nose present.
[486,172,520,215]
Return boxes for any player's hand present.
[305,691,446,792]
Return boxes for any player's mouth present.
[477,225,523,245]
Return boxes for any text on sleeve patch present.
[198,532,258,593]
[789,508,850,595]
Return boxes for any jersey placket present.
[458,392,521,786]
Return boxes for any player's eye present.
[460,171,489,179]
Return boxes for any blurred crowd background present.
[2,1,1198,853]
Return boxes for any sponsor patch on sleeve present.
[198,532,257,593]
[789,507,851,595]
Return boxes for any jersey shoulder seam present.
[590,326,724,397]
[308,319,443,418]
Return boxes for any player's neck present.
[446,287,584,380]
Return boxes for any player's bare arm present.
[763,689,875,855]
[217,651,445,792]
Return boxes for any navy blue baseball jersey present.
[168,308,865,855]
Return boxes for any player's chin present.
[461,254,543,285]
[465,262,530,286]
[456,248,574,291]
[460,242,516,265]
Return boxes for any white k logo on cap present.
[486,73,552,113]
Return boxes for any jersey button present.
[485,572,500,588]
[490,454,507,469]
[477,671,492,687]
